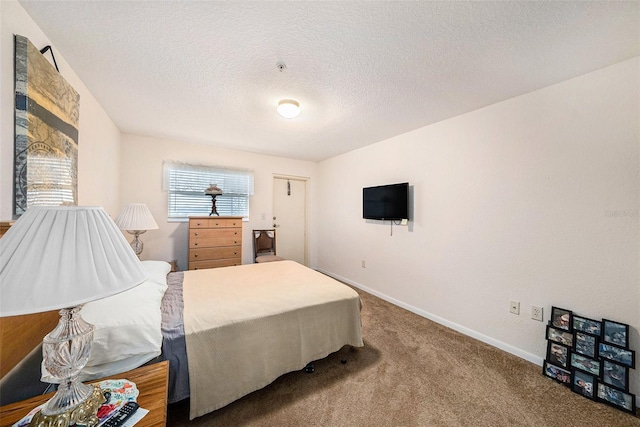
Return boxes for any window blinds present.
[165,162,253,219]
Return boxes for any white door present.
[273,177,307,265]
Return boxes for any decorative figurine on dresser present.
[205,184,223,216]
[188,216,242,270]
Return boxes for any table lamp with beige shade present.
[0,206,148,426]
[114,203,159,257]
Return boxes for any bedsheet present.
[159,271,190,404]
[181,261,363,419]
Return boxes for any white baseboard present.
[317,268,544,367]
[317,269,640,409]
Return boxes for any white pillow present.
[140,260,172,286]
[42,261,171,382]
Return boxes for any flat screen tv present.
[363,182,408,220]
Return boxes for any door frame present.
[273,174,309,266]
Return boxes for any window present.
[164,162,253,220]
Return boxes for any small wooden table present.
[0,361,169,427]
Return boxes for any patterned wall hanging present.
[14,35,80,217]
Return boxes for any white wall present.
[0,0,122,218]
[317,58,640,400]
[119,134,318,271]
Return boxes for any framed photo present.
[550,307,572,331]
[599,343,635,369]
[572,369,596,400]
[570,353,600,376]
[602,360,629,391]
[602,319,629,348]
[543,361,571,386]
[573,331,598,359]
[547,342,570,369]
[546,325,573,347]
[597,383,636,414]
[573,315,601,336]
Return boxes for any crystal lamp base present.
[31,306,107,426]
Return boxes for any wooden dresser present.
[188,216,242,270]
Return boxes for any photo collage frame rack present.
[543,306,636,414]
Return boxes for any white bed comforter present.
[182,260,364,419]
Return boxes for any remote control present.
[102,401,139,427]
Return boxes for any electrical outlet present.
[509,301,520,315]
[531,305,543,322]
[361,260,366,268]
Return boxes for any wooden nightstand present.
[0,361,169,427]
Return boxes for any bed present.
[0,260,364,420]
[164,260,364,419]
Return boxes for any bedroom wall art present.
[14,34,79,217]
[542,306,637,414]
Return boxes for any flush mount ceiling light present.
[277,99,300,119]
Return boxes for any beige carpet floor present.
[167,286,640,426]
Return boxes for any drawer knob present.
[195,232,198,236]
[197,222,201,226]
[215,222,220,226]
[194,243,198,246]
[194,254,198,258]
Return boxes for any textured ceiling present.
[18,1,640,161]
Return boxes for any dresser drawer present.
[189,258,241,270]
[189,246,240,262]
[190,229,241,248]
[189,218,242,229]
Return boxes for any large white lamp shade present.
[0,206,148,316]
